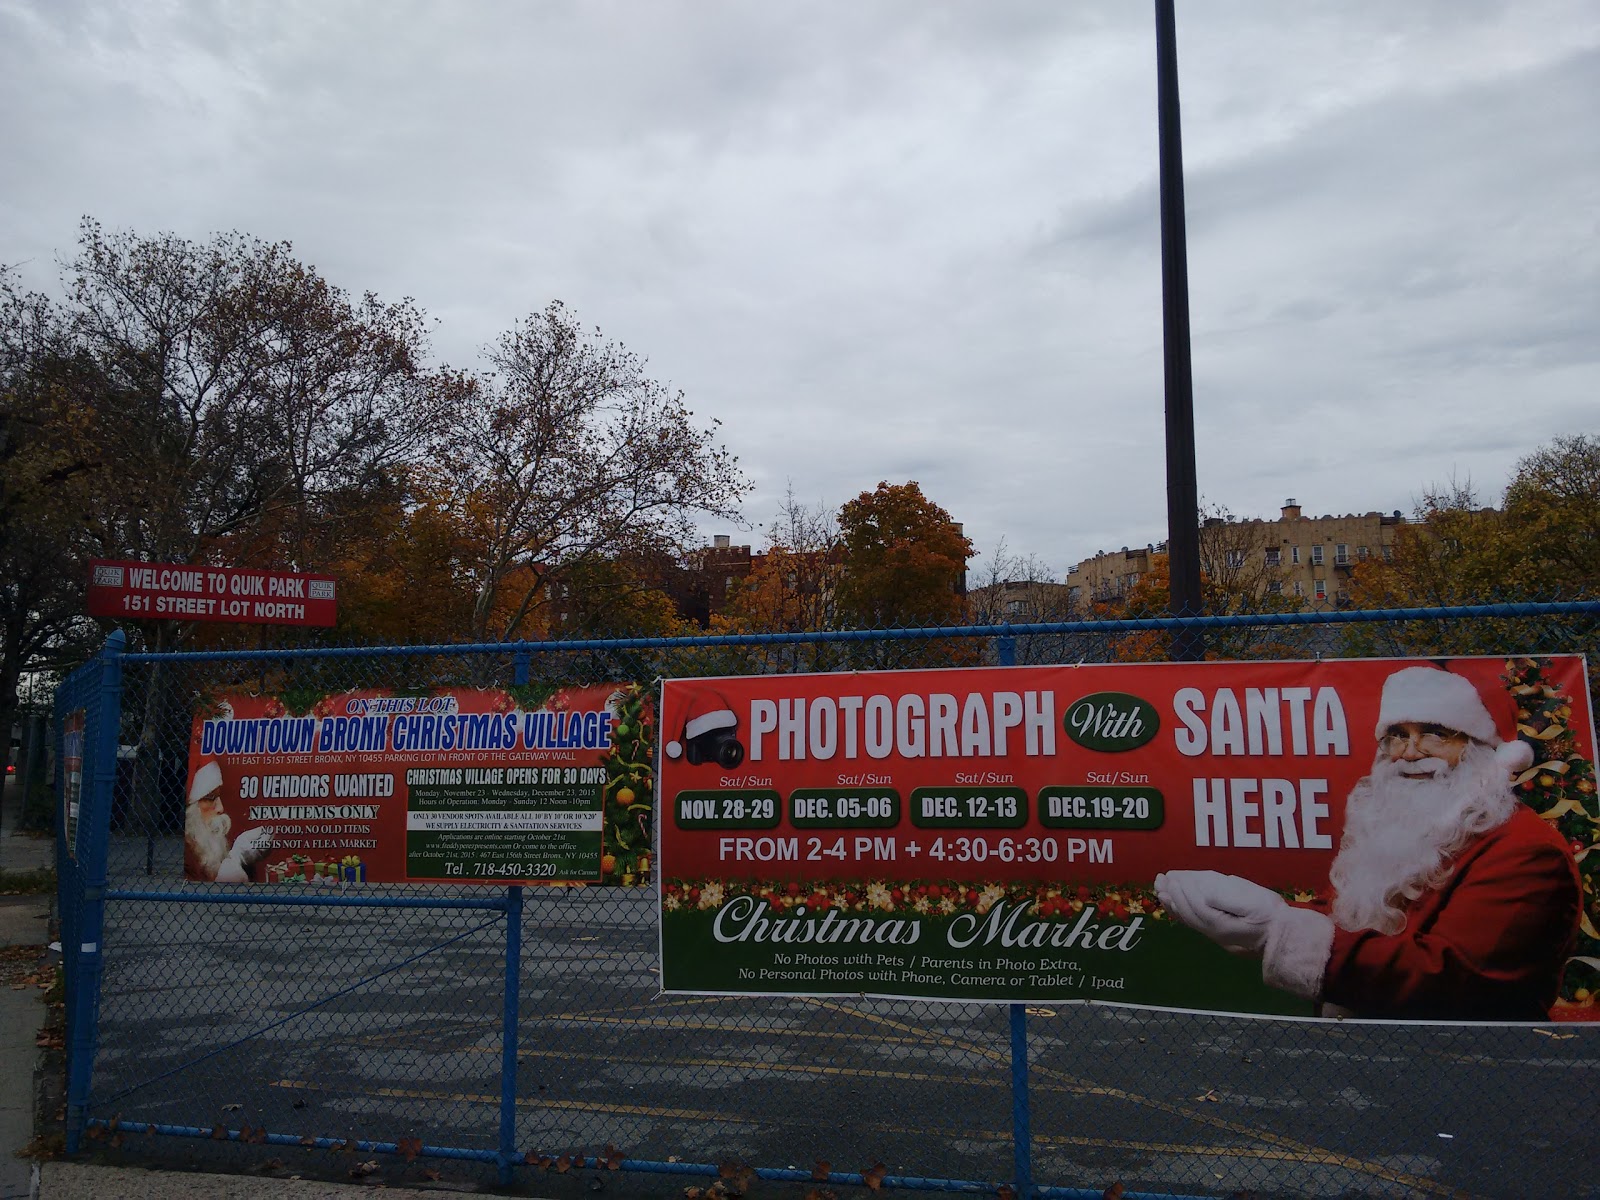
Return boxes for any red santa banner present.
[182,684,655,887]
[657,655,1598,1022]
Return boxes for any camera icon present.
[664,692,745,769]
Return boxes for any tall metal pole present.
[1155,0,1205,660]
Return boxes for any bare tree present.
[449,301,748,642]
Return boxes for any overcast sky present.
[4,1,1596,575]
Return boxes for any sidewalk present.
[1,774,54,1200]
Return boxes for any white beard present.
[185,803,232,879]
[1328,741,1517,935]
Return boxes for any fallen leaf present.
[555,1154,572,1174]
[210,1124,227,1141]
[998,1186,1016,1200]
[299,1136,317,1147]
[863,1161,888,1191]
[812,1159,832,1181]
[222,1103,243,1112]
[605,1144,624,1170]
[420,1168,441,1181]
[1104,1184,1126,1200]
[397,1136,423,1162]
[256,1159,283,1173]
[348,1159,380,1178]
[1195,1089,1220,1103]
[1024,1007,1056,1017]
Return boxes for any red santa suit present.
[1321,804,1582,1021]
[1158,665,1586,1023]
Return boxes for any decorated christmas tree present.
[1502,656,1599,1012]
[600,684,654,885]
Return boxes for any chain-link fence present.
[54,603,1600,1199]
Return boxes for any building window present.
[1381,545,1393,562]
[1357,546,1370,562]
[1264,547,1281,567]
[1311,545,1324,566]
[1314,578,1327,600]
[1335,543,1349,565]
[1293,581,1304,597]
[1267,580,1283,595]
[1006,598,1027,616]
[1225,550,1244,569]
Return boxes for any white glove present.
[228,826,276,866]
[1155,870,1284,955]
[215,827,276,882]
[1155,869,1334,1002]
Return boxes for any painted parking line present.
[798,998,1468,1199]
[302,1006,1469,1198]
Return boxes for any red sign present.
[87,560,337,626]
[658,655,1598,1021]
[182,685,654,888]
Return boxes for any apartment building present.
[1255,500,1405,604]
[1066,501,1407,607]
[1066,544,1163,607]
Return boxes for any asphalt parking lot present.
[78,835,1595,1199]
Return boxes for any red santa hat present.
[189,760,224,803]
[664,691,738,760]
[1374,666,1534,775]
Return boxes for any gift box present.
[340,855,366,883]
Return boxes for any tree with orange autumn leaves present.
[714,482,975,667]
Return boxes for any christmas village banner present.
[183,685,654,887]
[657,656,1600,1021]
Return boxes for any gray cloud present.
[3,0,1596,575]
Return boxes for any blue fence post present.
[498,884,524,1184]
[66,631,124,1154]
[994,633,1033,1196]
[1009,1003,1034,1200]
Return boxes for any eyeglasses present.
[1378,728,1472,756]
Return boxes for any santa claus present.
[184,761,274,884]
[1156,665,1582,1021]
